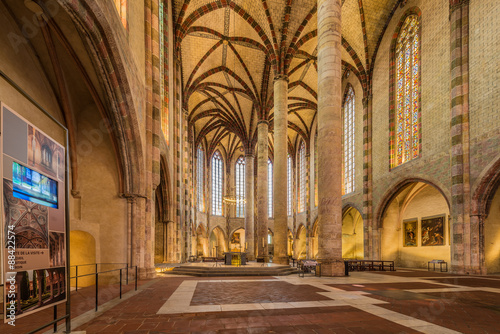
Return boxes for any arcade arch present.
[379,181,450,268]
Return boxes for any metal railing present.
[70,263,138,311]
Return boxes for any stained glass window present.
[235,156,245,218]
[343,86,355,195]
[298,141,306,213]
[395,14,420,166]
[160,0,169,145]
[288,154,292,216]
[197,146,205,211]
[268,159,273,218]
[113,0,127,28]
[211,151,223,216]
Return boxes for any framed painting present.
[403,219,418,247]
[421,215,445,246]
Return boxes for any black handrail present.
[69,262,128,267]
[69,263,138,311]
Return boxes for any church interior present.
[0,0,499,333]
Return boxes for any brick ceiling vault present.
[174,0,401,156]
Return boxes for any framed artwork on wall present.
[403,219,418,247]
[421,215,445,246]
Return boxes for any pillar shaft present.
[256,121,269,260]
[245,154,255,260]
[317,0,344,276]
[274,78,289,264]
[449,0,472,274]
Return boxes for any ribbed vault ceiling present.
[175,0,402,157]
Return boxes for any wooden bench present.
[202,257,217,262]
[428,260,448,272]
[345,260,395,272]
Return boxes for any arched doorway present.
[287,229,294,257]
[267,229,274,257]
[379,181,450,268]
[473,157,500,274]
[230,228,245,252]
[295,225,307,260]
[155,157,171,264]
[310,220,319,259]
[484,190,500,273]
[209,227,227,257]
[342,207,364,259]
[196,224,208,257]
[69,231,96,287]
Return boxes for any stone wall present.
[469,0,500,191]
[371,0,451,228]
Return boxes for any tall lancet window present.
[287,154,292,216]
[197,146,205,211]
[392,14,421,167]
[298,141,306,213]
[211,151,223,216]
[343,86,355,194]
[268,159,273,218]
[235,156,245,218]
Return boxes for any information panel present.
[1,103,67,323]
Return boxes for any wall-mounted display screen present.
[12,161,58,208]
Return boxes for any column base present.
[318,259,346,277]
[273,256,290,265]
[138,267,157,279]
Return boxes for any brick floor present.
[0,277,149,334]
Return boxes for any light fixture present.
[223,187,246,205]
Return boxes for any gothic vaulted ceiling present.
[175,0,401,158]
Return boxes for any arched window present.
[343,86,355,194]
[298,141,306,213]
[268,158,273,218]
[287,154,292,216]
[391,13,421,167]
[197,146,205,211]
[211,151,223,216]
[159,0,169,144]
[235,156,245,218]
[41,145,52,168]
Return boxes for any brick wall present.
[469,0,500,190]
[371,0,451,224]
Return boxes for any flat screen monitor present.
[12,161,58,208]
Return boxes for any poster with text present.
[2,103,67,322]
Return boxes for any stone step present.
[162,265,299,277]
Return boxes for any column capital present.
[257,119,269,126]
[273,74,289,83]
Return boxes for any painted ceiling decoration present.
[175,0,402,156]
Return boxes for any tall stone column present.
[256,120,269,260]
[245,153,256,260]
[274,77,289,264]
[449,0,472,274]
[317,0,344,276]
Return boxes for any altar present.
[223,252,247,266]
